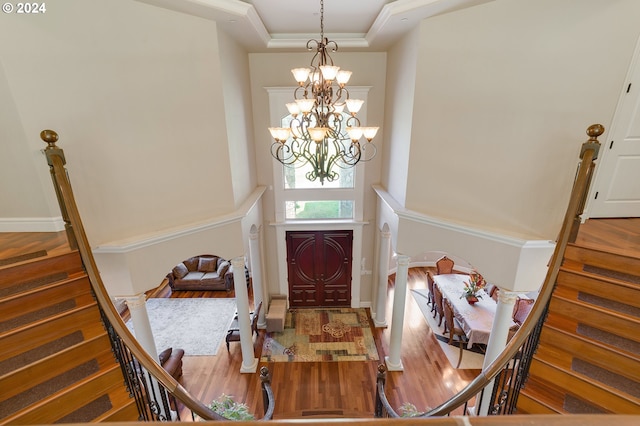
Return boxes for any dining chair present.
[512,297,534,326]
[433,283,445,329]
[226,301,262,351]
[489,285,500,302]
[443,297,468,368]
[426,271,436,312]
[436,255,455,275]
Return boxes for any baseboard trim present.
[0,216,65,232]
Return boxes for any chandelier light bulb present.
[346,99,364,115]
[333,103,345,114]
[347,127,364,142]
[286,102,300,116]
[268,127,291,143]
[296,98,316,114]
[320,65,340,81]
[291,68,311,85]
[308,127,329,142]
[363,127,379,141]
[336,70,352,87]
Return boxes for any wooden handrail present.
[40,130,273,421]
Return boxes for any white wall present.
[404,0,640,240]
[0,0,235,246]
[218,29,258,208]
[0,60,57,228]
[382,26,419,207]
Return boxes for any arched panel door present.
[286,230,352,307]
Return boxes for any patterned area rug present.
[260,308,379,362]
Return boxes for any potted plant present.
[207,394,255,421]
[399,402,429,417]
[460,270,486,305]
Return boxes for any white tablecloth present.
[433,274,516,348]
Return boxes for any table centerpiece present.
[461,270,486,305]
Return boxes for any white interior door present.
[587,39,640,218]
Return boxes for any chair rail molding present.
[92,186,267,297]
[372,185,555,293]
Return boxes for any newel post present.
[41,130,78,250]
[568,124,603,242]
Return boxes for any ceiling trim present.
[135,0,495,52]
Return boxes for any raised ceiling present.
[136,0,492,52]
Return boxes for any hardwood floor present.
[165,266,477,419]
[574,217,640,255]
[2,217,639,419]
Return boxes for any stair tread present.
[2,363,125,424]
[0,333,113,399]
[527,356,640,413]
[95,396,140,422]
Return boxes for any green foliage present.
[295,200,341,218]
[399,402,424,417]
[208,394,255,421]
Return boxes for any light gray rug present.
[126,298,237,356]
[411,289,485,369]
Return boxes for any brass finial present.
[586,124,604,142]
[581,124,603,160]
[40,129,59,148]
[260,366,271,383]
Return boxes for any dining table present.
[433,273,516,349]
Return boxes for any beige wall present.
[218,29,258,208]
[0,60,54,223]
[404,0,640,240]
[382,26,420,207]
[0,0,235,246]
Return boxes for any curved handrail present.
[377,124,604,417]
[41,130,274,421]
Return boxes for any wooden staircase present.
[0,250,139,424]
[516,242,640,414]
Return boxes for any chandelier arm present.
[360,142,377,161]
[345,115,361,128]
[324,40,338,55]
[334,87,348,105]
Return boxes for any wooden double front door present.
[286,230,353,308]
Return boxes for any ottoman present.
[266,296,287,333]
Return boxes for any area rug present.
[411,289,485,369]
[260,308,379,362]
[125,298,237,356]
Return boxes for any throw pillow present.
[217,260,230,277]
[172,263,189,279]
[183,257,199,271]
[198,257,217,272]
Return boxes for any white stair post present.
[385,254,409,371]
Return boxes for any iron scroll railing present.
[41,129,274,421]
[375,124,603,418]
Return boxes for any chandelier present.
[268,0,378,185]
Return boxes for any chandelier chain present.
[320,0,324,41]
